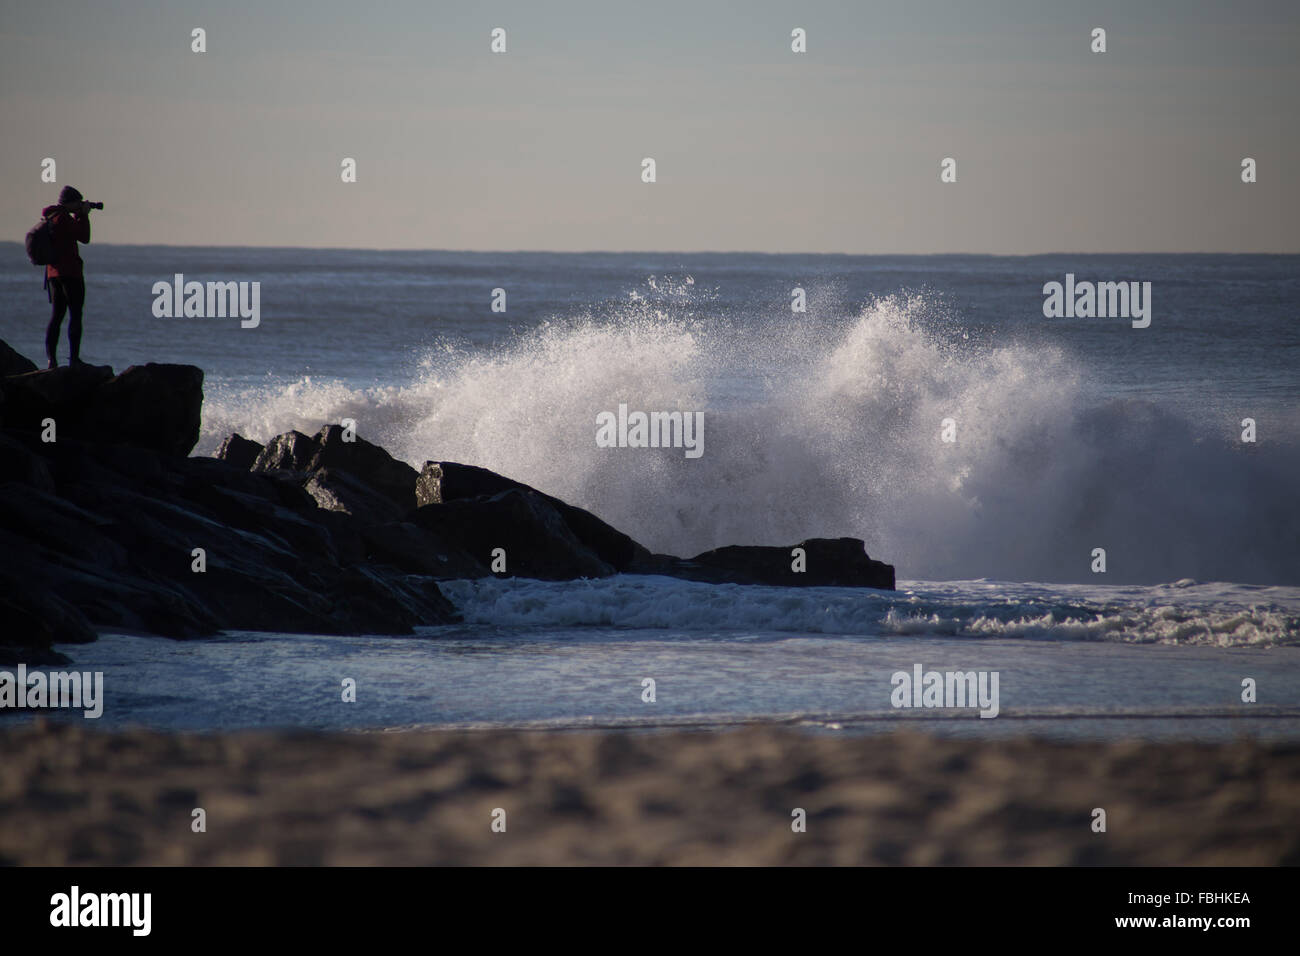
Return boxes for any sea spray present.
[197,291,1300,585]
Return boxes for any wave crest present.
[199,290,1300,584]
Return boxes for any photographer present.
[41,185,98,368]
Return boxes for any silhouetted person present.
[42,185,92,368]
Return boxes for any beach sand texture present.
[2,723,1298,866]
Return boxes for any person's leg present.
[65,276,86,364]
[45,278,68,369]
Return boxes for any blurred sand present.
[1,723,1297,865]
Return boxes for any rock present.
[330,564,459,634]
[359,521,488,579]
[0,434,54,491]
[0,338,38,377]
[0,427,461,651]
[251,430,319,472]
[0,361,203,456]
[0,525,96,665]
[306,425,418,511]
[83,364,205,456]
[416,461,526,505]
[680,537,895,590]
[416,460,650,571]
[412,489,615,580]
[303,467,405,527]
[0,484,129,569]
[0,362,113,430]
[556,498,652,572]
[215,432,263,471]
[0,591,86,666]
[0,362,899,658]
[410,462,893,587]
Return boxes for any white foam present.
[199,289,1300,585]
[435,575,1300,648]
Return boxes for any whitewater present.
[195,280,1299,586]
[1,248,1296,734]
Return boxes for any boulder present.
[0,423,461,650]
[0,338,38,377]
[215,432,264,470]
[680,537,895,590]
[0,590,89,666]
[0,433,55,491]
[416,460,527,505]
[83,364,204,456]
[359,521,488,579]
[304,467,406,527]
[306,424,418,511]
[251,430,319,472]
[0,362,113,430]
[412,488,615,580]
[416,460,650,571]
[0,359,203,456]
[0,356,900,657]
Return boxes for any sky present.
[1,0,1297,253]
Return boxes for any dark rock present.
[0,530,95,666]
[680,537,895,590]
[263,470,327,514]
[331,564,459,633]
[176,475,348,567]
[416,460,650,571]
[416,460,526,505]
[0,364,898,658]
[54,477,441,636]
[0,361,203,456]
[303,467,405,527]
[307,425,418,511]
[0,429,459,651]
[0,644,73,667]
[624,551,680,576]
[0,362,113,430]
[248,426,418,518]
[555,498,652,572]
[180,455,281,498]
[412,489,614,580]
[0,513,214,644]
[215,432,263,471]
[0,338,38,377]
[0,483,128,569]
[82,364,204,456]
[251,430,319,472]
[307,508,368,567]
[0,434,54,491]
[360,521,488,579]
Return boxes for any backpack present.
[25,215,55,266]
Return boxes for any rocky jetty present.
[0,339,894,664]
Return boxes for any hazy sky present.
[2,0,1296,253]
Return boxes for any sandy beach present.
[2,722,1296,866]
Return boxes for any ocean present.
[2,247,1297,738]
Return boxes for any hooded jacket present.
[40,205,91,280]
